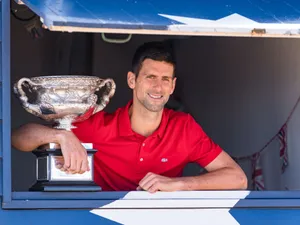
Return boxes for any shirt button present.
[142,143,145,147]
[140,158,144,162]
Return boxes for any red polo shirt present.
[72,101,222,191]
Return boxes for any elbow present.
[237,170,248,190]
[11,129,19,149]
[11,123,35,151]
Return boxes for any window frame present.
[3,0,300,211]
[3,191,300,209]
[2,0,12,206]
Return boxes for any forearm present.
[176,167,248,191]
[11,123,67,152]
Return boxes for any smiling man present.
[12,41,247,192]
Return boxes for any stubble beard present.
[139,97,168,112]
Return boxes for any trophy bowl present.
[13,75,116,130]
[13,75,116,191]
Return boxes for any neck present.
[129,102,163,137]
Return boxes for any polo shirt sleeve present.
[71,111,104,144]
[187,114,222,167]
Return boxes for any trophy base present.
[29,181,102,192]
[32,144,100,192]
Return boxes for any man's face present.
[128,59,176,112]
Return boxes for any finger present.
[63,154,71,170]
[87,158,90,171]
[136,186,143,191]
[74,157,83,174]
[85,152,90,171]
[148,182,159,193]
[140,177,157,191]
[80,158,89,174]
[59,167,67,172]
[69,153,77,172]
[55,156,64,167]
[55,163,63,170]
[139,172,155,188]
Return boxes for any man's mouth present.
[148,93,163,99]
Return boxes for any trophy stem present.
[54,124,76,131]
[53,116,77,130]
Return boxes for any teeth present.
[149,94,162,99]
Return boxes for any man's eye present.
[147,76,155,79]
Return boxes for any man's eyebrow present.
[162,75,173,79]
[144,73,157,76]
[144,74,172,78]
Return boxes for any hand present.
[57,130,90,174]
[137,172,183,193]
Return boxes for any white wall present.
[174,37,300,190]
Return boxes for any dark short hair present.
[131,41,176,77]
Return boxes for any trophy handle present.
[94,78,116,114]
[14,78,42,117]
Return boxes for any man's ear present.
[170,77,177,95]
[127,71,136,89]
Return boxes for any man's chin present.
[148,107,164,112]
[144,103,165,112]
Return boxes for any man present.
[12,41,247,192]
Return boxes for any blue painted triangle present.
[0,208,122,225]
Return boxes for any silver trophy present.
[13,75,116,191]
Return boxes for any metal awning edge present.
[15,0,300,37]
[44,25,300,38]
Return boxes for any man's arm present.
[12,123,66,151]
[176,151,247,190]
[137,151,247,193]
[12,123,89,173]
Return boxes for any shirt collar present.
[118,100,168,138]
[118,100,135,137]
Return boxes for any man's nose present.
[152,79,163,90]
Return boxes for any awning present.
[17,0,300,37]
